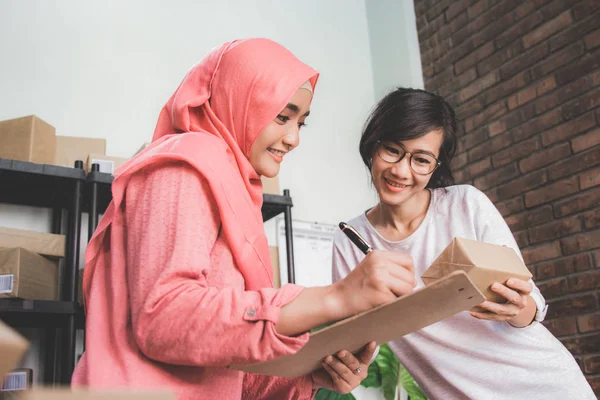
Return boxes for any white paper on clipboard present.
[276,219,336,287]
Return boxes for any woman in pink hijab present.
[72,38,416,399]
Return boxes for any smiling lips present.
[268,148,287,162]
[384,177,409,192]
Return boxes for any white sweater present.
[332,185,595,400]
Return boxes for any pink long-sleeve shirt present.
[72,163,314,400]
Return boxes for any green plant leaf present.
[360,361,382,388]
[314,388,356,400]
[357,344,400,400]
[400,366,427,400]
[374,345,399,400]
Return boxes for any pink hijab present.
[82,39,319,303]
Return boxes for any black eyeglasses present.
[376,141,441,175]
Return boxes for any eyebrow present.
[285,103,310,117]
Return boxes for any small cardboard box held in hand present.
[421,237,532,304]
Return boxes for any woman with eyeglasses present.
[331,88,595,399]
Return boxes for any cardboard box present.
[0,116,56,164]
[0,321,29,379]
[54,136,106,168]
[421,237,533,304]
[269,247,280,288]
[0,227,65,259]
[0,323,174,400]
[1,368,33,396]
[86,154,128,174]
[0,248,58,301]
[261,176,280,195]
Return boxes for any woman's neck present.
[367,190,431,241]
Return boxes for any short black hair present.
[359,87,458,189]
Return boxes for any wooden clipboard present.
[231,270,485,378]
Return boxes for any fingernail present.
[325,356,333,364]
[340,351,347,357]
[507,279,514,286]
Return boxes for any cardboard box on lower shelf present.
[1,368,33,397]
[0,116,56,164]
[0,248,58,301]
[0,227,65,259]
[0,322,174,399]
[0,322,29,379]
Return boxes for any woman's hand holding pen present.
[329,250,416,320]
[276,222,414,338]
[276,249,416,337]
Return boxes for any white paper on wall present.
[276,219,336,288]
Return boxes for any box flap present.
[0,227,65,258]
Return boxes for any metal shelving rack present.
[0,157,84,385]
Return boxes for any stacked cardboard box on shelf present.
[0,227,64,301]
[53,132,127,174]
[0,248,58,301]
[0,115,129,174]
[54,136,106,170]
[0,116,56,164]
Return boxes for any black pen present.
[339,222,373,255]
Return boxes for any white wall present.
[366,0,424,99]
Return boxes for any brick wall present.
[414,0,600,393]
